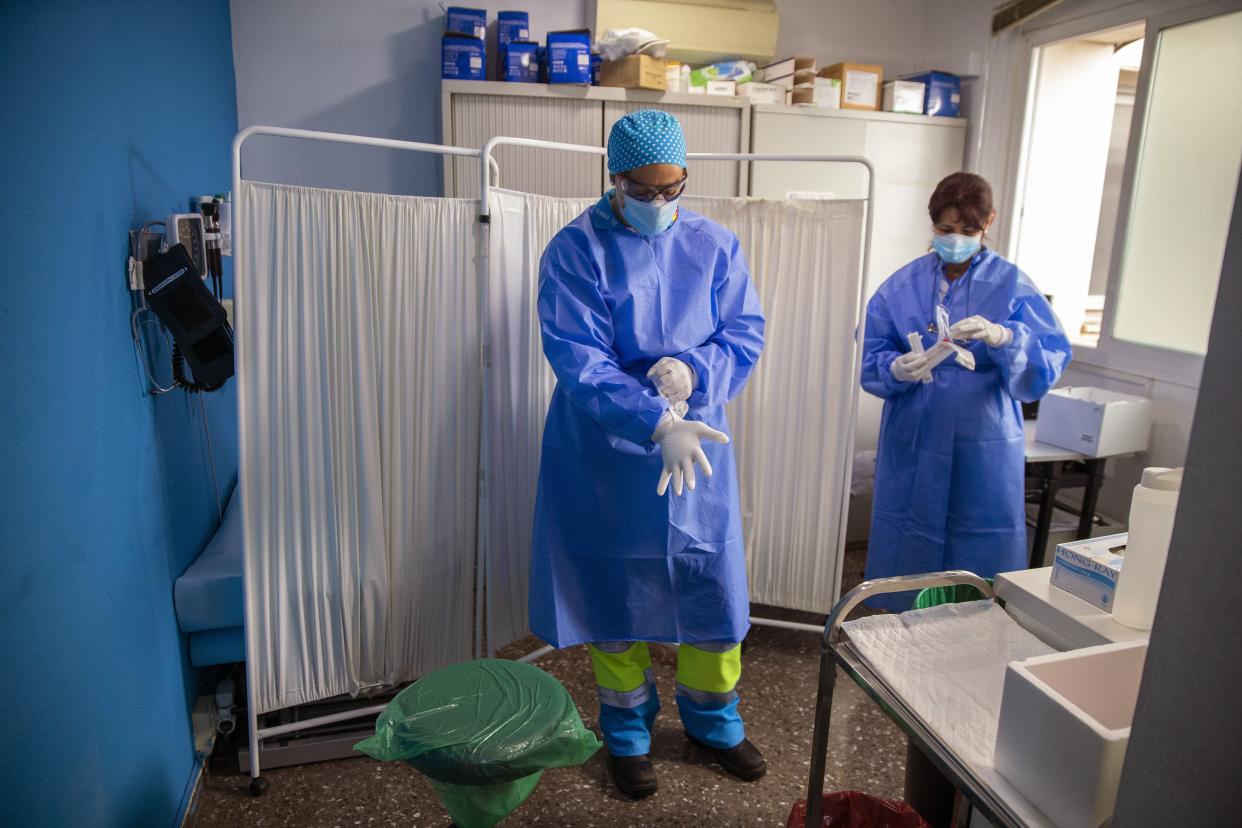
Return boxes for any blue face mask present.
[932,232,982,264]
[621,195,680,236]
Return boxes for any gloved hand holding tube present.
[949,314,1012,348]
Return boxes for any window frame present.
[1006,0,1242,387]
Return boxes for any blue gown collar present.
[591,190,628,231]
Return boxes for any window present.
[1014,25,1145,348]
[1110,9,1242,355]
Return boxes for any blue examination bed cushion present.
[175,489,243,633]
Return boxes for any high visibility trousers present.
[587,641,744,757]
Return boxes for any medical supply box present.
[1050,533,1127,611]
[445,6,486,40]
[819,63,882,111]
[737,81,785,104]
[598,55,667,91]
[759,55,815,83]
[502,41,539,83]
[442,33,485,80]
[546,29,592,84]
[1035,386,1153,457]
[790,76,840,108]
[883,79,926,114]
[901,70,961,116]
[705,79,736,96]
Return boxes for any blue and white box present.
[497,11,530,46]
[1051,533,1127,612]
[546,29,591,84]
[445,6,486,40]
[442,33,485,80]
[901,70,961,117]
[503,41,539,83]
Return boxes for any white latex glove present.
[651,413,729,497]
[646,357,696,404]
[949,315,1012,348]
[891,351,932,383]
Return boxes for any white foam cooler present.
[993,641,1147,827]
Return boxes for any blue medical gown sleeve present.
[677,237,765,408]
[860,292,917,400]
[538,238,669,446]
[991,289,1073,403]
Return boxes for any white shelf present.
[441,79,749,110]
[751,102,968,127]
[996,567,1149,651]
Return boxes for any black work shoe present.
[687,734,768,781]
[608,753,659,799]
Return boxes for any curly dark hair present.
[928,172,994,229]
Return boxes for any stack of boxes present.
[442,7,487,81]
[498,11,537,83]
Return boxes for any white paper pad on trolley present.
[842,601,1054,766]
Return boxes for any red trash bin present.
[787,790,931,828]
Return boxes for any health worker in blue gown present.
[861,172,1072,611]
[529,110,766,799]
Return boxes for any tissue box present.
[1035,386,1154,457]
[994,641,1146,828]
[1051,533,1127,611]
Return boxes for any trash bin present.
[912,580,992,610]
[787,790,931,828]
[355,659,601,828]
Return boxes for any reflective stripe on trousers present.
[588,641,744,755]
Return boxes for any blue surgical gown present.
[861,249,1071,610]
[530,194,765,648]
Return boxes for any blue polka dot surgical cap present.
[607,109,688,175]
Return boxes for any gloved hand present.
[646,357,696,405]
[651,413,729,497]
[891,351,932,383]
[949,315,1012,348]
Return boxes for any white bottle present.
[1113,467,1183,630]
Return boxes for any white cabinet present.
[749,105,968,298]
[441,80,751,199]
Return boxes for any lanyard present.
[928,256,977,334]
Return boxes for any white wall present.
[774,0,928,76]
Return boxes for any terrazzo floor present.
[189,549,906,827]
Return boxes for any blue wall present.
[0,2,239,824]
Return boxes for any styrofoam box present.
[1035,386,1153,457]
[994,641,1147,828]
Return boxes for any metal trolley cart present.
[802,571,1048,828]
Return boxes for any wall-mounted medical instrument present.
[128,193,234,394]
[142,243,234,391]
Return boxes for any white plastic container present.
[1035,386,1153,457]
[1112,467,1182,630]
[993,641,1147,828]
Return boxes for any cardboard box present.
[705,79,736,96]
[737,81,785,105]
[760,55,815,82]
[598,55,667,91]
[1051,533,1127,611]
[1035,387,1154,457]
[994,642,1146,828]
[883,79,926,114]
[819,62,882,110]
[763,73,795,90]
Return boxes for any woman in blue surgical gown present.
[861,172,1072,610]
[529,110,766,798]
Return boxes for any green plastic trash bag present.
[912,580,993,610]
[355,659,601,828]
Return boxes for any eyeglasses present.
[616,172,688,203]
